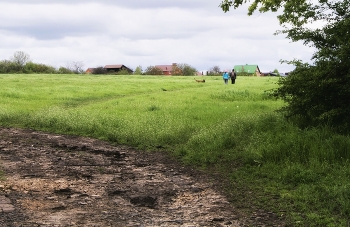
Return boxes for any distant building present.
[234,64,262,76]
[104,64,133,74]
[85,68,95,74]
[85,64,133,74]
[155,63,178,75]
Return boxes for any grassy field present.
[1,74,350,226]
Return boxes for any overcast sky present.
[0,0,315,73]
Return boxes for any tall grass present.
[1,74,350,226]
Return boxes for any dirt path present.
[0,127,251,227]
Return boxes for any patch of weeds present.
[147,105,160,111]
[97,166,106,174]
[0,169,4,181]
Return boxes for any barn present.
[233,64,262,76]
[104,65,133,74]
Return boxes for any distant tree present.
[117,69,131,75]
[0,60,21,73]
[11,51,31,67]
[208,65,221,76]
[171,64,182,75]
[23,62,56,74]
[144,66,163,75]
[66,61,84,74]
[57,66,74,74]
[134,65,143,75]
[272,69,281,76]
[172,63,197,76]
[92,66,107,74]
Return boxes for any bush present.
[144,66,163,75]
[273,61,350,132]
[172,63,197,76]
[92,67,107,74]
[57,67,74,74]
[117,69,131,75]
[0,60,23,73]
[23,62,57,74]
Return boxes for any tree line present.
[0,51,84,74]
[0,52,202,76]
[0,52,230,76]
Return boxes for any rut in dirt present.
[0,127,254,226]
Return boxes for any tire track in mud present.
[0,127,247,226]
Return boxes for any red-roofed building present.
[85,68,95,74]
[155,63,179,75]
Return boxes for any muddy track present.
[0,127,253,226]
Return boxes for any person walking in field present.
[222,70,229,84]
[230,69,237,84]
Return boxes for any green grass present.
[1,74,350,226]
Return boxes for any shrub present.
[92,67,107,74]
[144,66,163,75]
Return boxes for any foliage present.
[171,63,197,76]
[220,0,350,132]
[117,69,131,75]
[23,62,57,74]
[92,66,107,75]
[0,51,84,74]
[208,65,221,76]
[11,51,31,67]
[272,69,280,76]
[57,67,74,74]
[134,65,143,75]
[0,60,23,73]
[170,64,182,75]
[273,61,350,132]
[144,66,163,75]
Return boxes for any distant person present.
[230,69,237,84]
[222,71,229,84]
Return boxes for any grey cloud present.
[6,23,103,40]
[0,0,218,9]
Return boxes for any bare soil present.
[0,127,281,227]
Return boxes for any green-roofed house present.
[233,64,262,76]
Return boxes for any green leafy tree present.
[0,60,22,73]
[57,67,74,74]
[220,0,350,132]
[23,62,57,74]
[117,69,131,75]
[92,66,107,75]
[272,69,280,76]
[171,63,197,76]
[134,65,143,75]
[144,66,163,75]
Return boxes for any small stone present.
[10,185,18,191]
[51,202,66,210]
[1,204,15,213]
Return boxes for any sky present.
[0,0,316,73]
